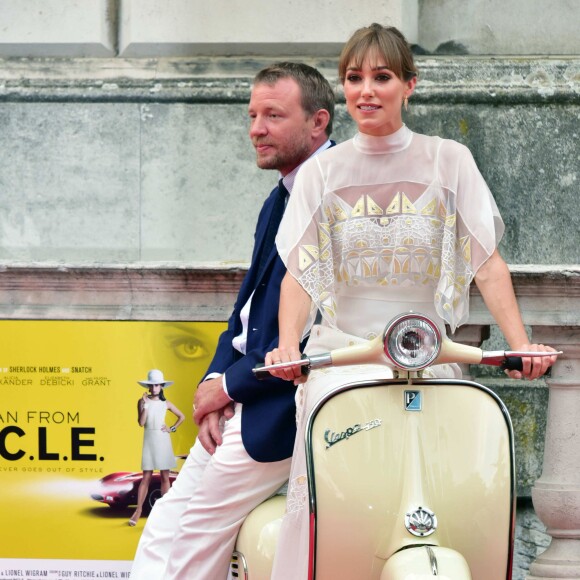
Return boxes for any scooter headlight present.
[383,314,441,370]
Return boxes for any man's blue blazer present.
[203,183,301,462]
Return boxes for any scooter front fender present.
[380,546,472,579]
[232,495,286,580]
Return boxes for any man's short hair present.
[254,62,335,136]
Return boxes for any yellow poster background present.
[0,320,225,562]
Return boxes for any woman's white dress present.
[271,125,504,579]
[141,399,176,471]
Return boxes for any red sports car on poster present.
[91,470,179,513]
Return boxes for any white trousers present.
[131,404,292,580]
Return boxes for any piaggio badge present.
[404,390,422,411]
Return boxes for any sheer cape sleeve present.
[276,134,504,333]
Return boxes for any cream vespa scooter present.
[230,313,558,580]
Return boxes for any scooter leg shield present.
[380,546,472,580]
[231,495,286,580]
[308,381,514,579]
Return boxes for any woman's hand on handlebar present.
[508,343,558,380]
[265,345,308,385]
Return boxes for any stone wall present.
[417,0,578,55]
[0,1,578,265]
[2,0,578,58]
[1,56,578,265]
[0,1,579,577]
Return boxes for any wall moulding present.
[0,263,246,321]
[0,263,578,324]
[0,57,578,105]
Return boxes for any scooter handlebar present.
[253,354,311,381]
[252,342,561,380]
[482,350,561,375]
[498,352,562,375]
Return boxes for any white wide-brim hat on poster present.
[137,369,174,388]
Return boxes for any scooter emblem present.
[324,418,382,449]
[405,506,438,537]
[404,390,422,411]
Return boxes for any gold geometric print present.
[318,225,330,249]
[351,196,366,217]
[421,199,437,216]
[297,189,478,332]
[401,194,417,214]
[459,235,471,262]
[333,202,348,222]
[366,195,384,215]
[385,193,401,215]
[319,292,336,319]
[324,205,335,226]
[298,245,318,272]
[303,244,319,260]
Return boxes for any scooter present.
[230,313,559,580]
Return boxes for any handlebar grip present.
[501,355,554,377]
[501,357,523,372]
[253,363,271,381]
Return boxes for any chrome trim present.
[230,551,247,580]
[304,377,516,580]
[309,352,333,369]
[426,546,438,575]
[405,506,438,537]
[383,313,442,370]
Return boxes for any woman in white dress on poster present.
[129,369,184,526]
[266,23,557,579]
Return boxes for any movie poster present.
[0,320,225,579]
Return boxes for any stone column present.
[527,327,580,579]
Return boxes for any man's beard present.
[255,139,311,171]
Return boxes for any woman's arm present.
[165,401,185,432]
[474,249,557,379]
[137,393,149,426]
[266,272,312,383]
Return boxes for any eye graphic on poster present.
[0,320,225,578]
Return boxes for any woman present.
[129,369,184,526]
[266,23,557,578]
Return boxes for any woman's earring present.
[404,96,409,112]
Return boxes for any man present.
[130,62,335,580]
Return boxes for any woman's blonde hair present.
[339,23,417,83]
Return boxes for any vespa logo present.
[324,418,382,449]
[404,390,422,411]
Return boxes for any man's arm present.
[194,192,294,440]
[194,339,296,425]
[193,375,231,425]
[202,309,240,379]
